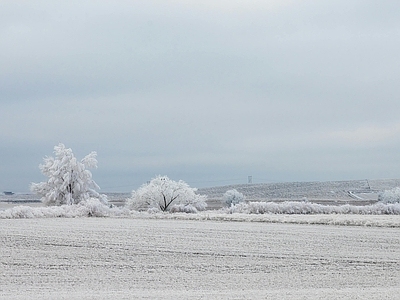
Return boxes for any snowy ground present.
[1,218,400,299]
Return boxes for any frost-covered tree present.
[378,187,400,204]
[125,175,207,212]
[30,143,107,206]
[223,189,245,207]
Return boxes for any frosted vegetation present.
[223,201,400,215]
[378,187,400,204]
[223,189,245,206]
[2,199,400,218]
[0,198,122,218]
[125,175,207,213]
[2,197,400,228]
[30,144,108,206]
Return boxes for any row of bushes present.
[2,198,400,219]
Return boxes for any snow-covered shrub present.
[30,143,107,206]
[378,187,400,204]
[125,175,207,212]
[223,189,245,206]
[79,198,113,217]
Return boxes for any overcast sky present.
[2,1,400,192]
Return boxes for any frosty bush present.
[223,189,245,206]
[30,143,107,206]
[169,204,199,213]
[125,175,207,212]
[378,187,400,204]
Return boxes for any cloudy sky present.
[1,1,400,192]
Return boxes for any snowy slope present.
[198,178,400,204]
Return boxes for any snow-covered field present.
[1,218,400,299]
[2,179,400,299]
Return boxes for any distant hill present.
[198,179,400,207]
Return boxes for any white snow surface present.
[1,218,399,299]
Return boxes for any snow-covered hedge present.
[3,199,400,220]
[0,199,123,219]
[223,201,400,215]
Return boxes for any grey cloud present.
[1,1,400,192]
